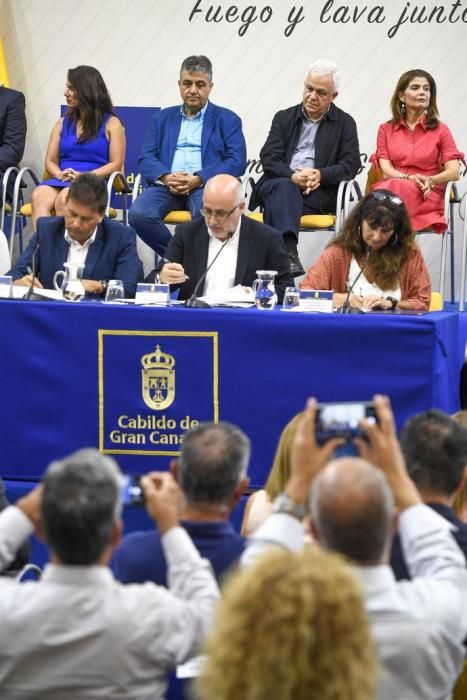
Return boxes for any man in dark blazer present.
[152,174,293,303]
[129,55,247,257]
[391,409,467,580]
[251,59,360,276]
[10,173,142,297]
[0,85,26,207]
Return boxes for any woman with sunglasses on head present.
[370,69,462,233]
[300,190,431,311]
[31,65,125,229]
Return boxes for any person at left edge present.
[9,173,142,297]
[128,55,247,257]
[0,84,27,208]
[148,174,293,304]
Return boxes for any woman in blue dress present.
[31,65,125,229]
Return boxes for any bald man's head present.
[201,175,245,239]
[310,458,394,564]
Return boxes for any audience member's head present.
[264,412,303,501]
[177,421,250,512]
[41,448,122,565]
[197,546,377,700]
[310,457,394,564]
[400,409,467,499]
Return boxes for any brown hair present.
[390,69,439,130]
[451,410,467,520]
[330,190,416,290]
[197,547,378,700]
[67,65,116,142]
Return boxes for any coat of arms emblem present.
[141,345,175,410]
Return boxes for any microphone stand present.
[24,239,41,301]
[185,232,234,308]
[338,245,371,314]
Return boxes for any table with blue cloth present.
[0,300,461,488]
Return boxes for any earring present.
[390,233,399,247]
[400,101,406,115]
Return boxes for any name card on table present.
[0,275,12,299]
[299,290,333,313]
[135,283,170,305]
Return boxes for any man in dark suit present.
[391,409,467,580]
[251,59,360,276]
[10,173,142,297]
[0,85,26,207]
[152,174,293,303]
[129,55,247,257]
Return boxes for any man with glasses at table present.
[148,174,293,303]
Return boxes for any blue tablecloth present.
[0,300,461,487]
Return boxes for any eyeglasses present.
[369,191,403,206]
[201,203,241,220]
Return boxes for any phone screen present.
[121,475,145,506]
[315,401,376,445]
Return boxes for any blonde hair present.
[197,547,378,700]
[264,412,303,501]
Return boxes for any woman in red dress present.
[371,69,463,233]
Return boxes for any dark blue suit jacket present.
[0,86,26,205]
[138,101,247,185]
[162,215,293,303]
[10,216,143,297]
[391,502,467,580]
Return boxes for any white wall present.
[2,0,466,294]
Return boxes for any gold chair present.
[247,178,357,243]
[130,173,193,228]
[453,660,467,700]
[429,291,443,311]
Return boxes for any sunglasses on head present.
[368,191,403,206]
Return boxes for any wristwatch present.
[100,280,108,294]
[272,493,307,521]
[386,296,398,310]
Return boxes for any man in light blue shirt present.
[129,55,247,257]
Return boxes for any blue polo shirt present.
[112,519,246,586]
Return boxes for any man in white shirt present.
[10,173,142,297]
[0,448,219,699]
[150,174,293,303]
[243,396,467,700]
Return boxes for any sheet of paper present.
[199,284,255,305]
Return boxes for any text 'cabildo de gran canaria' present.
[109,414,199,445]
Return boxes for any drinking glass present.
[105,280,125,303]
[0,275,12,299]
[283,287,300,310]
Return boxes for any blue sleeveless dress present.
[41,113,111,187]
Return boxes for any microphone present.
[338,245,371,314]
[24,238,41,301]
[185,232,234,308]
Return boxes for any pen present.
[159,257,189,280]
